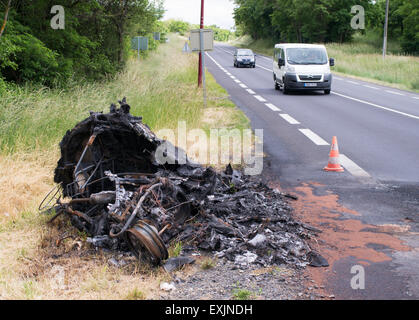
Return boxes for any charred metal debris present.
[40,98,327,269]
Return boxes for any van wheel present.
[283,84,289,94]
[324,89,331,95]
[275,80,280,90]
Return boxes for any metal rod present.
[200,29,207,107]
[383,0,390,58]
[198,0,204,87]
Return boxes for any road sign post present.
[131,36,148,59]
[190,29,213,108]
[200,29,207,107]
[198,0,205,88]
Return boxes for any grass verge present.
[0,34,250,299]
[231,34,419,92]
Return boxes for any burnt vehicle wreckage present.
[39,98,328,270]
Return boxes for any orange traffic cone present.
[324,136,344,172]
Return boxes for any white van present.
[273,44,334,95]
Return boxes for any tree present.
[0,0,164,86]
[0,0,11,38]
[398,0,419,54]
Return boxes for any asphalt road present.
[204,43,419,300]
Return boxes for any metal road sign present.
[182,42,191,53]
[131,36,148,51]
[153,32,161,41]
[190,29,214,52]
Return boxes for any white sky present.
[163,0,236,30]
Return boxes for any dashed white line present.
[254,95,267,102]
[332,92,419,120]
[257,65,272,72]
[226,72,232,76]
[339,154,371,178]
[363,85,379,90]
[234,79,241,83]
[298,129,329,146]
[279,114,300,124]
[239,83,248,88]
[386,90,404,96]
[219,48,233,55]
[265,103,281,112]
[246,89,256,94]
[230,76,236,79]
[413,96,419,100]
[347,80,360,85]
[334,77,343,80]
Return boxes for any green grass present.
[0,34,249,154]
[231,33,419,92]
[200,257,216,270]
[125,288,146,300]
[169,241,182,258]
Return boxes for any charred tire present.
[126,221,168,265]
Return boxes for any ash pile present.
[41,98,327,270]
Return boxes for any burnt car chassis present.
[39,98,325,269]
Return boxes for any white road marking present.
[254,95,267,102]
[413,96,419,100]
[279,114,300,124]
[230,76,236,79]
[246,89,256,94]
[334,77,343,80]
[347,80,360,85]
[340,154,371,178]
[298,129,329,146]
[257,65,272,72]
[332,92,419,120]
[219,48,233,55]
[234,79,241,83]
[386,90,404,96]
[363,85,379,90]
[265,103,281,112]
[239,83,248,88]
[226,72,232,76]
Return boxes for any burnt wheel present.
[126,221,168,265]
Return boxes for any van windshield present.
[286,48,328,65]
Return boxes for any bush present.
[0,20,66,86]
[0,77,6,96]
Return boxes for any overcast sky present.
[163,0,236,30]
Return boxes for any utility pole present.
[383,0,390,58]
[198,0,204,87]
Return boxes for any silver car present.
[234,49,256,68]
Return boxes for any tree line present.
[0,0,165,88]
[165,19,234,42]
[233,0,418,54]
